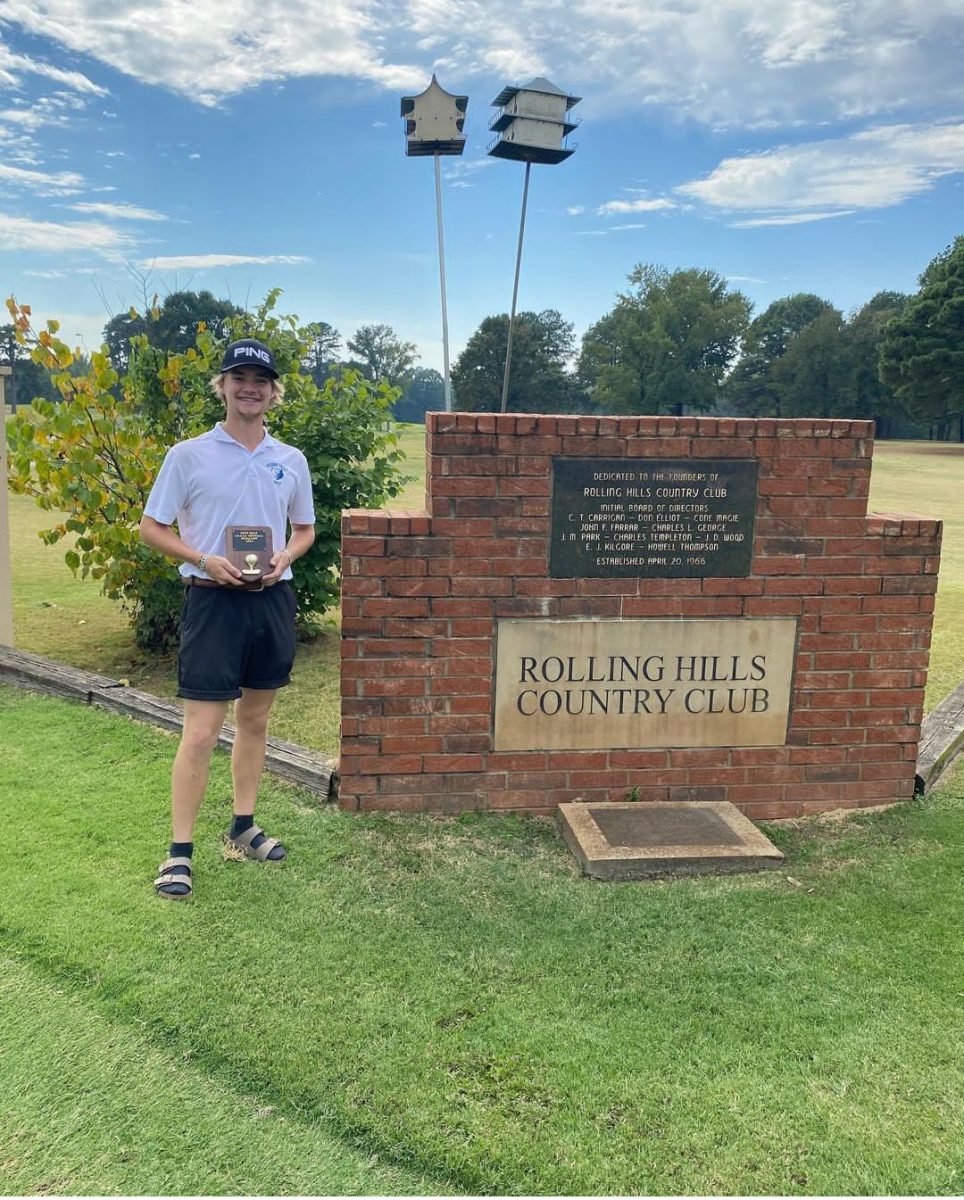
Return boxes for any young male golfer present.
[140,338,315,899]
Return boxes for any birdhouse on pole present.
[486,76,581,411]
[400,76,469,412]
[487,77,580,164]
[400,75,468,157]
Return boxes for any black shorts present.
[177,582,298,701]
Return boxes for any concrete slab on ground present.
[558,800,784,881]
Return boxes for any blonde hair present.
[210,370,285,409]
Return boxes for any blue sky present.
[1,0,962,373]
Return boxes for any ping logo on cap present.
[230,344,271,365]
[219,337,278,376]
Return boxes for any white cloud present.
[137,253,311,269]
[0,93,92,171]
[596,197,676,216]
[26,308,113,351]
[744,0,848,68]
[0,105,55,130]
[0,0,954,126]
[0,41,106,95]
[0,162,84,194]
[677,120,964,215]
[24,265,98,276]
[0,212,132,252]
[730,211,857,227]
[443,157,496,180]
[68,201,168,220]
[0,125,37,165]
[572,221,649,236]
[0,92,97,177]
[0,0,422,107]
[566,205,585,215]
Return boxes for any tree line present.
[452,235,964,441]
[1,291,446,423]
[3,234,961,438]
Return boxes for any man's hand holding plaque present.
[225,525,273,589]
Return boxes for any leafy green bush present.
[5,293,406,653]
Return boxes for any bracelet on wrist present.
[197,553,208,572]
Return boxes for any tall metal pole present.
[434,152,453,412]
[499,160,532,414]
[0,367,13,645]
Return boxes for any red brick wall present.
[339,414,942,819]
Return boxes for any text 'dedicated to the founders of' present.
[494,618,797,751]
[550,458,759,578]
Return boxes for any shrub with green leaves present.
[5,292,406,653]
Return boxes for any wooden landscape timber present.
[916,680,964,794]
[0,644,337,801]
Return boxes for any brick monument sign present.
[339,414,941,819]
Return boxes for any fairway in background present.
[866,442,964,710]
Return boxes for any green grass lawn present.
[864,441,964,710]
[1,684,964,1195]
[0,954,449,1196]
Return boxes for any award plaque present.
[225,525,273,587]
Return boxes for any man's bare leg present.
[231,687,278,813]
[154,698,228,897]
[228,688,285,860]
[171,699,230,840]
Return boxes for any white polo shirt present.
[144,424,315,580]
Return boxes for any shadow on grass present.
[2,683,964,1196]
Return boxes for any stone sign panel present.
[550,458,758,578]
[494,617,797,751]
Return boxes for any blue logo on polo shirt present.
[265,462,286,483]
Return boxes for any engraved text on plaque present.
[550,458,758,578]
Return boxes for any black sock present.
[158,841,192,892]
[230,814,254,839]
[168,841,193,874]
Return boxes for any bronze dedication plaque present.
[550,458,758,578]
